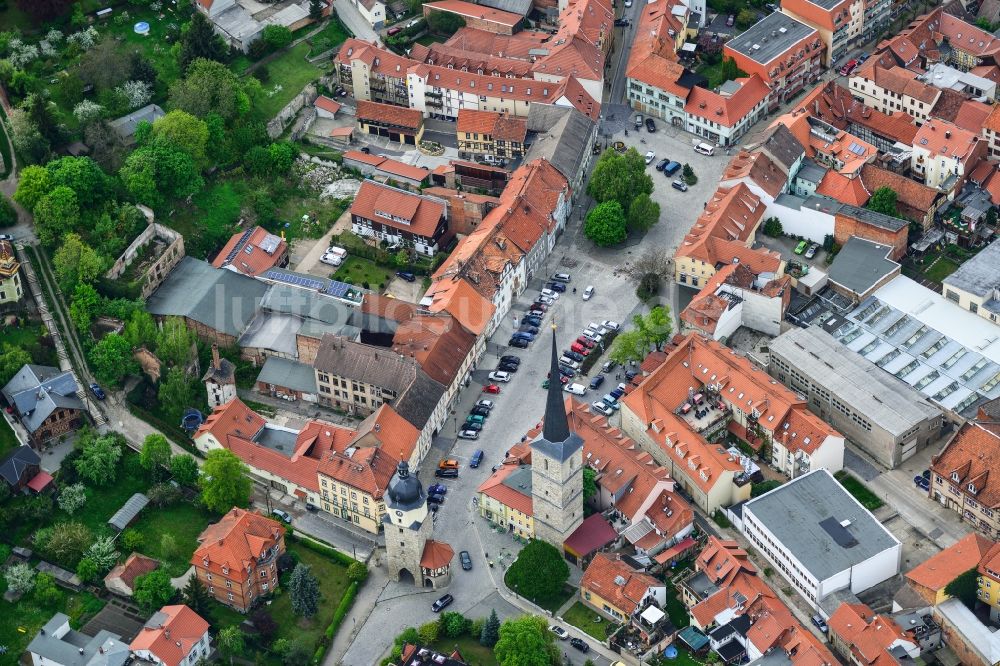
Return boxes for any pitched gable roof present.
[130,605,209,666]
[581,553,663,616]
[906,532,995,592]
[192,508,284,576]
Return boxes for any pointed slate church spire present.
[543,324,571,443]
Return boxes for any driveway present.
[333,0,379,43]
[384,275,424,303]
[292,208,352,277]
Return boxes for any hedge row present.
[579,329,618,375]
[311,581,360,664]
[290,533,361,568]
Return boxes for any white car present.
[591,402,614,416]
[582,330,603,344]
[476,399,494,410]
[602,320,621,331]
[549,626,569,640]
[320,252,343,267]
[644,150,655,164]
[582,285,595,300]
[559,356,582,370]
[537,294,555,305]
[540,288,560,300]
[564,383,587,395]
[488,371,511,382]
[457,429,480,440]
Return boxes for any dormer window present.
[952,472,960,482]
[222,566,229,575]
[968,483,977,494]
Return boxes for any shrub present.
[324,581,359,640]
[347,561,368,583]
[418,620,440,645]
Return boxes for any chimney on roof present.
[945,130,951,138]
[212,344,221,371]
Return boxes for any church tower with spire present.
[531,325,584,547]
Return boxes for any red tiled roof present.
[314,95,342,114]
[827,602,913,666]
[420,539,455,569]
[931,421,1000,510]
[349,404,421,463]
[192,508,284,575]
[953,100,992,133]
[105,552,159,591]
[859,164,940,220]
[906,532,995,592]
[685,76,770,129]
[675,183,765,266]
[424,0,523,27]
[581,553,662,616]
[211,226,287,276]
[351,180,446,238]
[477,464,533,515]
[564,513,618,557]
[816,172,871,206]
[550,75,602,121]
[456,109,528,143]
[317,446,399,498]
[356,100,423,130]
[422,277,496,335]
[721,150,785,198]
[913,118,981,162]
[130,605,209,666]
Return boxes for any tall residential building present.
[530,327,584,546]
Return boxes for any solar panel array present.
[848,142,867,156]
[263,269,325,291]
[222,227,255,266]
[324,281,353,299]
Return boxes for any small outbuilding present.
[108,493,149,532]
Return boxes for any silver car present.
[591,402,614,416]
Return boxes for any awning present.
[640,605,665,625]
[26,471,53,493]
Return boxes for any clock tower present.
[383,461,452,588]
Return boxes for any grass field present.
[130,502,215,576]
[0,323,60,368]
[0,589,105,663]
[333,256,393,290]
[923,256,960,284]
[429,636,498,666]
[164,181,245,260]
[0,417,19,458]
[307,20,350,58]
[563,601,610,641]
[835,470,884,510]
[268,543,350,649]
[663,584,690,628]
[254,42,326,120]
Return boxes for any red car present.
[483,384,502,394]
[570,342,590,355]
[839,59,858,75]
[576,336,595,348]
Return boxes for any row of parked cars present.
[458,394,503,440]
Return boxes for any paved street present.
[332,0,380,43]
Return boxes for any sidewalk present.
[324,563,390,665]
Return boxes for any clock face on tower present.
[395,510,403,517]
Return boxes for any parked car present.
[794,240,809,254]
[545,281,567,293]
[461,421,482,432]
[583,285,594,300]
[664,161,681,175]
[591,402,614,416]
[498,357,519,367]
[540,288,560,299]
[483,384,502,394]
[839,59,859,75]
[589,375,605,390]
[89,383,106,400]
[559,356,581,370]
[471,405,491,417]
[602,394,621,410]
[427,493,445,505]
[804,243,819,259]
[672,179,688,192]
[498,362,519,372]
[656,158,670,171]
[387,26,402,35]
[432,594,454,612]
[470,450,484,468]
[582,330,603,343]
[428,483,447,495]
[524,315,543,326]
[645,117,656,132]
[542,377,569,389]
[644,150,656,164]
[614,17,630,25]
[488,370,511,383]
[537,294,554,305]
[549,626,569,640]
[602,320,621,331]
[465,415,485,426]
[529,302,548,312]
[518,324,539,335]
[439,459,459,469]
[625,369,640,381]
[564,383,587,395]
[320,251,343,267]
[610,388,625,400]
[570,342,589,355]
[435,468,459,478]
[395,271,416,282]
[508,337,529,348]
[551,272,572,283]
[558,365,577,378]
[811,614,829,634]
[570,638,590,653]
[512,332,534,343]
[726,13,735,25]
[460,551,473,570]
[577,336,595,349]
[563,350,585,363]
[634,114,643,129]
[271,509,292,523]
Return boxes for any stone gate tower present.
[530,326,584,547]
[384,461,453,588]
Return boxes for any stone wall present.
[105,214,186,300]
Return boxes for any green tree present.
[46,156,108,207]
[134,569,176,612]
[156,316,198,368]
[584,201,627,247]
[289,563,320,617]
[140,434,172,479]
[160,533,177,561]
[57,482,88,515]
[122,529,145,552]
[417,620,440,645]
[609,329,647,365]
[682,163,698,185]
[76,557,99,583]
[586,148,653,213]
[151,110,210,165]
[280,639,312,666]
[944,567,979,610]
[69,283,101,335]
[13,165,52,211]
[124,309,158,350]
[735,8,756,28]
[762,216,783,237]
[89,333,139,387]
[44,521,93,567]
[262,25,294,50]
[626,193,660,231]
[0,344,33,387]
[169,58,251,122]
[171,454,199,487]
[309,0,325,18]
[505,540,569,606]
[440,612,469,638]
[85,536,120,572]
[867,186,898,217]
[480,608,501,647]
[76,434,123,486]
[268,141,296,174]
[199,449,253,513]
[33,572,62,606]
[178,13,228,72]
[217,626,245,666]
[751,480,782,497]
[494,615,556,666]
[119,143,204,207]
[183,576,212,616]
[633,306,673,350]
[54,233,104,293]
[427,11,465,35]
[347,561,369,583]
[5,562,36,594]
[0,195,17,227]
[158,366,196,421]
[33,186,80,246]
[583,467,597,501]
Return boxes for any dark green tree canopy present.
[586,148,653,213]
[584,201,627,247]
[505,540,570,606]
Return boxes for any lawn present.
[696,59,748,89]
[663,585,690,628]
[70,465,150,535]
[253,42,327,120]
[923,256,960,284]
[563,601,611,641]
[130,502,216,576]
[333,256,394,290]
[0,417,19,459]
[0,588,105,663]
[835,470,884,510]
[0,322,60,368]
[273,194,350,243]
[164,181,245,260]
[428,636,498,666]
[307,20,351,58]
[268,542,350,647]
[113,4,183,91]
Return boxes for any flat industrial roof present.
[943,238,1000,298]
[827,237,900,296]
[743,469,900,581]
[726,12,816,65]
[769,326,941,436]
